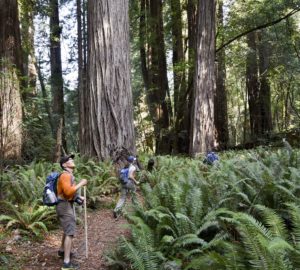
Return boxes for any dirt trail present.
[12,207,129,270]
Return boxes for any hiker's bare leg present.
[63,235,73,263]
[59,234,66,252]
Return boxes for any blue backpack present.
[42,172,60,206]
[204,152,219,165]
[119,167,129,185]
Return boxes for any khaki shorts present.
[56,201,76,236]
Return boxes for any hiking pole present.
[84,186,88,258]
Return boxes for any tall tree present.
[170,0,187,153]
[49,0,65,161]
[139,0,172,154]
[190,0,216,156]
[179,0,197,153]
[215,0,229,149]
[85,0,136,160]
[77,0,89,154]
[246,31,260,139]
[19,0,37,99]
[246,30,273,140]
[257,30,272,134]
[0,0,23,162]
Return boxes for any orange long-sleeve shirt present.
[57,172,77,201]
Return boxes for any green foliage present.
[0,201,56,238]
[1,157,118,206]
[108,148,300,269]
[75,158,119,208]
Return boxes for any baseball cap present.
[60,154,75,169]
[127,155,136,163]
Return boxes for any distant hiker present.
[56,154,88,270]
[203,151,219,165]
[147,158,155,172]
[113,155,139,218]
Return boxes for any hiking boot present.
[61,261,78,270]
[58,250,75,258]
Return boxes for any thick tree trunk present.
[50,0,65,161]
[246,31,260,139]
[0,0,23,162]
[139,0,171,154]
[189,0,216,157]
[86,0,136,160]
[257,30,272,134]
[215,0,229,150]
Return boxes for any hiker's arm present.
[75,179,87,190]
[128,168,139,184]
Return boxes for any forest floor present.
[0,196,132,270]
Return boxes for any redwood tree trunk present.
[77,0,89,154]
[19,0,37,100]
[50,0,65,161]
[258,30,272,134]
[180,0,197,153]
[246,31,260,139]
[86,0,136,160]
[170,0,187,153]
[189,0,216,156]
[215,0,229,150]
[0,0,23,162]
[139,0,171,154]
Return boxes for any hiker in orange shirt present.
[56,154,87,270]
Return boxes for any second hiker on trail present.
[113,155,140,218]
[56,154,88,270]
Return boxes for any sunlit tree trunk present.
[189,0,216,157]
[0,0,23,162]
[85,0,136,160]
[50,0,65,161]
[215,0,229,149]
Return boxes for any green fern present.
[0,201,56,237]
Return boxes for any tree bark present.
[170,0,185,114]
[189,0,216,157]
[139,0,172,154]
[50,0,65,161]
[170,0,187,153]
[215,0,229,150]
[0,0,23,162]
[85,0,136,160]
[178,0,197,154]
[246,31,260,139]
[77,0,89,154]
[36,61,54,134]
[19,0,37,100]
[257,30,272,134]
